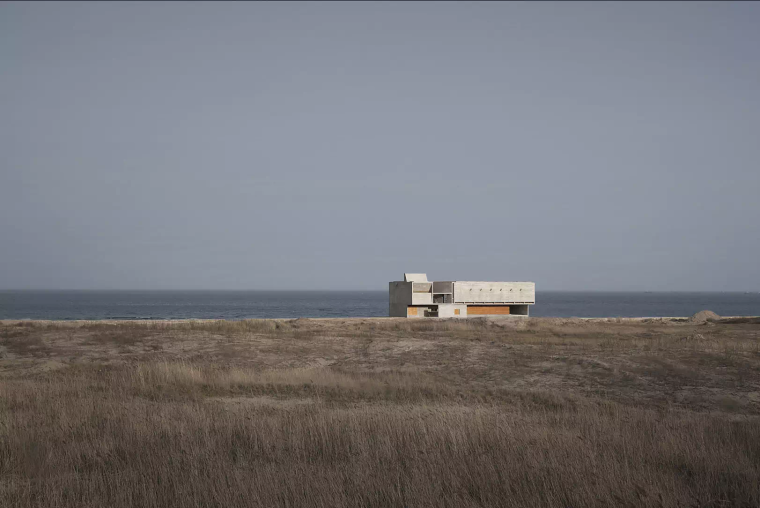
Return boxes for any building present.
[389,273,535,318]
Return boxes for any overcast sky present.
[1,2,758,291]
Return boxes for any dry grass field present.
[2,316,760,507]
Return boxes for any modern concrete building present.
[389,273,535,318]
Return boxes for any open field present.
[2,316,760,507]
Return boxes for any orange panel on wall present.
[407,307,418,317]
[467,306,510,315]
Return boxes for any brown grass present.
[1,317,760,507]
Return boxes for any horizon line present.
[0,289,757,294]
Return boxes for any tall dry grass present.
[2,318,760,507]
[1,361,759,508]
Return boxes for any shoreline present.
[2,315,759,325]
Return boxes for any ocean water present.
[0,291,758,320]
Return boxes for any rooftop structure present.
[389,273,535,318]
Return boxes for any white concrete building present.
[389,273,535,318]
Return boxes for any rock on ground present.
[689,310,720,323]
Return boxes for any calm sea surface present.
[0,291,758,320]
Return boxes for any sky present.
[1,1,759,291]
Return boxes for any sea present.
[0,291,758,320]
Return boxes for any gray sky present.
[1,2,758,291]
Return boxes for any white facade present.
[453,281,535,304]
